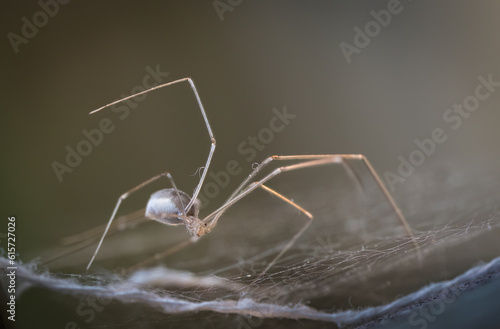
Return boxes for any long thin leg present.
[276,155,415,240]
[254,216,313,283]
[204,157,338,225]
[206,155,412,240]
[232,155,362,201]
[360,157,413,238]
[340,158,367,201]
[201,155,418,277]
[89,78,216,215]
[87,172,182,270]
[204,155,365,229]
[259,184,313,219]
[202,156,323,228]
[252,185,314,282]
[209,158,333,279]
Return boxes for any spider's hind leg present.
[259,184,313,219]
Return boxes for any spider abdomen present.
[145,189,199,225]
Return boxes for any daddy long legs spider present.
[86,77,418,278]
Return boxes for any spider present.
[86,77,417,277]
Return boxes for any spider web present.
[3,164,500,329]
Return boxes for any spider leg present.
[207,155,411,236]
[254,216,314,283]
[340,157,367,201]
[183,79,216,213]
[201,156,323,229]
[269,155,414,240]
[89,78,216,215]
[259,184,313,219]
[252,184,314,282]
[205,157,334,279]
[201,155,418,278]
[204,155,366,231]
[87,172,183,270]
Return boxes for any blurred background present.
[2,1,500,328]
